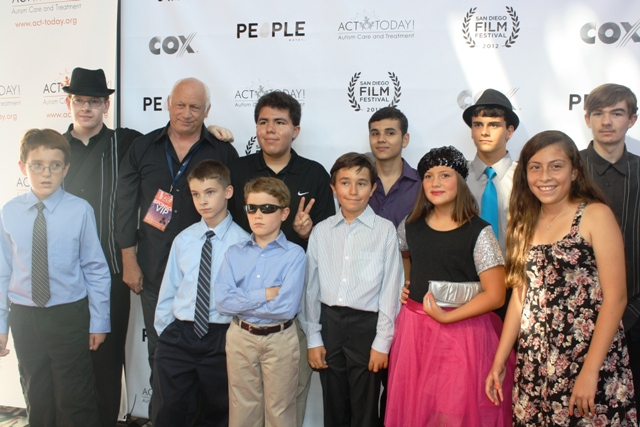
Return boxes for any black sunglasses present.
[244,204,284,214]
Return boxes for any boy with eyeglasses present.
[215,177,306,427]
[0,129,111,426]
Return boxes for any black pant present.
[10,299,100,427]
[91,271,130,427]
[151,320,229,427]
[319,305,381,427]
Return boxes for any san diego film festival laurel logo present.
[347,72,401,113]
[462,6,520,48]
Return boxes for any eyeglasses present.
[244,204,284,214]
[27,162,65,174]
[71,97,104,108]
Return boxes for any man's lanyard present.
[165,138,203,192]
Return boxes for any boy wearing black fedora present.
[462,88,519,255]
[463,88,519,320]
[61,67,233,427]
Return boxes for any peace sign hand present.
[293,196,315,239]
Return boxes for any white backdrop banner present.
[118,0,640,420]
[0,0,118,411]
[2,0,640,422]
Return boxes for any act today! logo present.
[347,72,401,113]
[462,6,520,48]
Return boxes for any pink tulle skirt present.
[385,299,515,427]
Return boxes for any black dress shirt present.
[115,123,238,287]
[581,142,640,330]
[64,124,142,274]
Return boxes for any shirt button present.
[176,189,180,192]
[342,278,346,282]
[338,298,343,302]
[257,275,261,278]
[174,210,178,213]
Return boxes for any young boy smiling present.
[301,153,403,426]
[152,160,249,426]
[215,177,306,427]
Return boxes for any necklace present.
[542,204,569,231]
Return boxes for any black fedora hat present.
[462,89,519,130]
[62,68,115,97]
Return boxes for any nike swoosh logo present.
[298,191,309,196]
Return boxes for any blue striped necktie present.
[481,167,499,239]
[32,202,50,307]
[194,230,215,338]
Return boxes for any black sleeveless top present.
[406,216,491,303]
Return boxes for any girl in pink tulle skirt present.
[385,146,515,427]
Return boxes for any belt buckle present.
[247,324,254,333]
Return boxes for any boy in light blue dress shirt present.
[0,129,111,427]
[152,160,249,427]
[215,177,306,427]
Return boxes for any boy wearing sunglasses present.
[151,160,249,426]
[215,177,306,427]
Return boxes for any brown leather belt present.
[234,317,294,336]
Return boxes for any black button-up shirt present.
[581,142,640,330]
[115,123,238,287]
[64,124,142,274]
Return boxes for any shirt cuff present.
[371,336,391,354]
[249,288,267,307]
[306,332,324,349]
[90,317,111,334]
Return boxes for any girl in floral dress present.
[486,131,637,426]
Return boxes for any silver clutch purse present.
[429,280,482,308]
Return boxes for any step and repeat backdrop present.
[2,0,640,421]
[0,0,118,411]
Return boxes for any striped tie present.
[32,202,50,307]
[194,230,215,338]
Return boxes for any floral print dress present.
[513,203,637,426]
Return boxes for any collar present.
[195,212,234,241]
[253,149,302,175]
[330,204,376,229]
[469,152,514,181]
[152,123,217,147]
[64,123,110,146]
[400,158,421,182]
[244,230,289,250]
[585,141,630,176]
[25,187,64,212]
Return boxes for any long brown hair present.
[407,171,478,224]
[505,130,606,288]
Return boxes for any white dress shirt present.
[300,205,403,354]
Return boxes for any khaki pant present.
[226,320,300,427]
